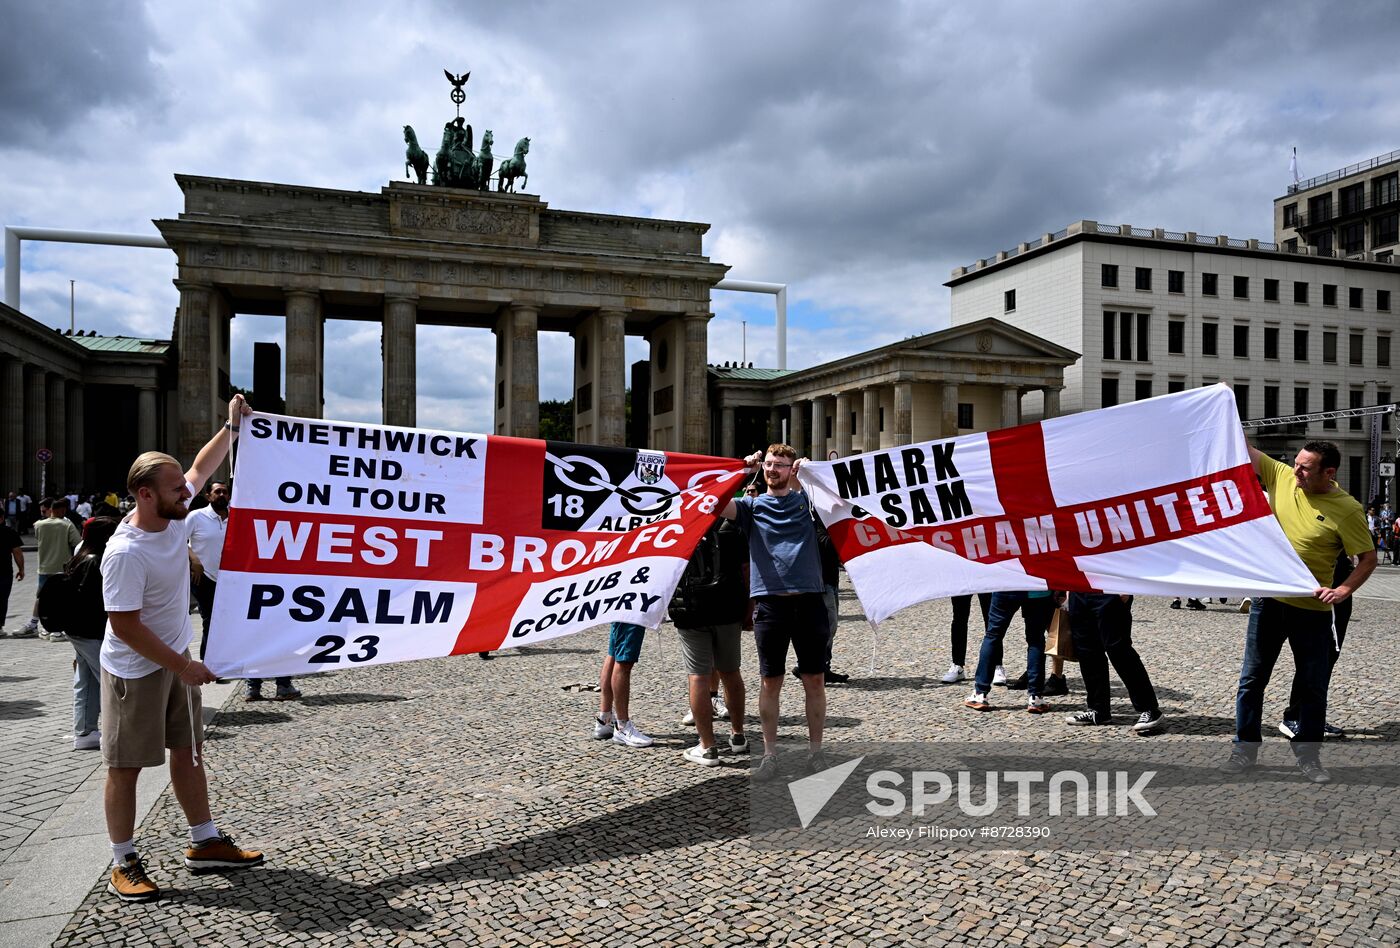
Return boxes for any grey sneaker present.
[1297,759,1331,784]
[805,749,831,775]
[1219,750,1256,775]
[752,754,781,783]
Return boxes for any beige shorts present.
[101,653,203,768]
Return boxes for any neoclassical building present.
[708,318,1078,459]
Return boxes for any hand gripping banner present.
[206,413,744,679]
[798,385,1318,625]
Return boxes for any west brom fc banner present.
[206,414,744,679]
[798,385,1317,625]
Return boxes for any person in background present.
[0,516,22,631]
[592,622,654,748]
[64,517,120,750]
[20,498,82,641]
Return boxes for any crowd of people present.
[0,402,1375,902]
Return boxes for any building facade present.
[948,220,1400,500]
[1275,149,1400,259]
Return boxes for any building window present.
[1102,264,1119,288]
[1315,230,1334,256]
[1350,389,1364,430]
[1102,311,1116,360]
[576,382,592,412]
[1004,289,1016,312]
[1350,332,1364,366]
[1202,272,1218,296]
[1341,183,1365,215]
[957,403,973,429]
[1294,329,1308,362]
[1233,324,1249,358]
[1379,290,1392,312]
[1101,378,1119,408]
[1263,326,1279,360]
[1234,383,1250,418]
[1376,173,1399,206]
[1323,284,1338,306]
[1168,378,1186,394]
[1233,275,1249,299]
[1168,270,1184,293]
[1323,331,1337,363]
[1120,312,1132,361]
[1285,238,1298,252]
[1294,281,1309,304]
[1323,388,1337,429]
[1168,320,1185,354]
[1376,212,1399,247]
[1309,193,1333,222]
[1135,378,1152,401]
[1349,286,1363,309]
[1341,222,1365,255]
[1264,278,1279,302]
[1283,203,1298,228]
[1202,323,1218,356]
[1135,267,1152,291]
[1380,335,1392,368]
[1264,385,1279,418]
[1293,386,1309,415]
[1135,314,1150,362]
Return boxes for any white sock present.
[188,819,218,843]
[111,838,137,867]
[598,710,614,723]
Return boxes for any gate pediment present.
[388,183,541,248]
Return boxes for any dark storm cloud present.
[0,1,167,149]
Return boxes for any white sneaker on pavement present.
[592,712,615,740]
[682,743,721,766]
[612,719,654,748]
[73,731,100,751]
[992,665,1007,686]
[940,664,964,683]
[712,697,730,721]
[681,708,696,726]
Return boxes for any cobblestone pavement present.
[5,567,1398,946]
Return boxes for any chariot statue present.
[399,69,532,193]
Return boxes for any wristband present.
[223,421,241,432]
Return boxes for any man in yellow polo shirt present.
[1222,440,1375,783]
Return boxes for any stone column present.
[768,406,783,445]
[1043,387,1062,420]
[720,406,736,458]
[862,387,881,453]
[2,358,25,491]
[790,401,806,458]
[510,303,539,438]
[135,387,158,453]
[285,289,324,419]
[834,391,853,457]
[382,295,417,427]
[810,397,828,460]
[1001,386,1020,429]
[597,309,627,447]
[24,367,46,493]
[176,281,214,460]
[893,381,913,446]
[46,374,66,489]
[66,382,85,491]
[682,313,710,454]
[940,382,959,438]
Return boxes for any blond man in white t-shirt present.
[99,394,263,902]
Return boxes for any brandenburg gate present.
[154,175,729,460]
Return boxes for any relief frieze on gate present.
[388,184,540,248]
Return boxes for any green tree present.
[539,399,574,442]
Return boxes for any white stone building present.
[1275,148,1400,259]
[948,220,1400,500]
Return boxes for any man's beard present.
[211,499,229,513]
[156,496,189,520]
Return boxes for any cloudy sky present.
[4,0,1399,433]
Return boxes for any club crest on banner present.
[635,450,667,486]
[542,443,682,533]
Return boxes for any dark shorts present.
[753,593,829,678]
[607,622,646,664]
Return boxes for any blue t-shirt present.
[733,491,825,596]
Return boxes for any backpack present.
[669,521,746,628]
[37,572,77,636]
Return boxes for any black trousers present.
[1282,558,1354,721]
[949,593,993,667]
[192,577,217,662]
[1067,593,1158,718]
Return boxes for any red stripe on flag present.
[986,423,1093,590]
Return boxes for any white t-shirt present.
[76,501,92,518]
[186,506,227,581]
[101,487,196,678]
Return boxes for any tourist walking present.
[1063,593,1165,734]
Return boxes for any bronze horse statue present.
[497,137,530,193]
[476,130,494,191]
[403,125,429,185]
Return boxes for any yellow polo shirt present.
[1258,455,1373,611]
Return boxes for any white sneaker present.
[712,697,730,721]
[992,665,1007,686]
[592,713,614,740]
[682,743,720,767]
[74,731,100,751]
[46,631,69,643]
[612,719,654,748]
[940,664,964,683]
[681,708,696,726]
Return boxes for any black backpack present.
[37,572,77,636]
[669,520,746,628]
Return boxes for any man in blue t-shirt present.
[720,443,829,782]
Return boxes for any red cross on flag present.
[206,414,743,679]
[799,384,1317,625]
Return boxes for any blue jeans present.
[974,593,1053,695]
[70,637,102,736]
[1235,597,1333,759]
